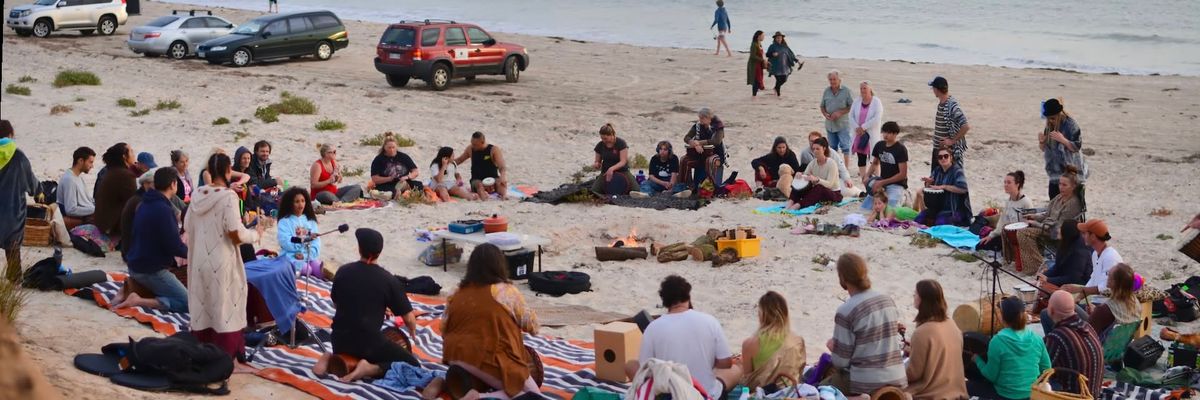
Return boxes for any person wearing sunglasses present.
[914,149,972,227]
[310,143,363,205]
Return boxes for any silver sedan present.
[127,12,235,59]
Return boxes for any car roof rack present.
[172,9,213,16]
[394,19,456,25]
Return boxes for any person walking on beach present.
[747,31,767,98]
[0,120,39,282]
[711,0,732,57]
[929,76,970,173]
[766,32,799,97]
[268,0,278,14]
[821,70,855,171]
[1040,98,1086,199]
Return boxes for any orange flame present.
[610,227,640,247]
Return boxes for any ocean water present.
[162,0,1200,76]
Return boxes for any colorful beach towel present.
[66,272,628,400]
[918,225,981,250]
[324,198,391,212]
[753,198,860,216]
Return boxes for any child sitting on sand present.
[867,191,919,227]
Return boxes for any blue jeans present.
[640,180,688,194]
[129,269,189,313]
[693,164,725,191]
[827,128,852,154]
[861,183,906,209]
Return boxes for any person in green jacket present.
[747,30,766,98]
[968,296,1050,400]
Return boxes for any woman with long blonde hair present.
[1040,98,1085,198]
[741,291,805,389]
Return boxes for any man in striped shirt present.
[824,253,906,395]
[1045,290,1103,396]
[929,76,971,174]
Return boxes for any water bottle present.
[736,386,750,400]
[636,170,646,184]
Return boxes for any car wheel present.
[15,29,32,37]
[314,41,333,61]
[428,63,451,91]
[98,16,117,36]
[168,41,188,60]
[386,74,410,88]
[232,48,253,67]
[81,29,95,36]
[504,56,520,83]
[32,19,52,38]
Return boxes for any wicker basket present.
[22,218,52,247]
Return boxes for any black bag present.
[34,180,57,205]
[1166,285,1200,322]
[71,234,106,257]
[1123,335,1165,371]
[125,333,234,388]
[21,256,63,290]
[968,213,991,236]
[397,275,441,296]
[962,332,990,380]
[528,271,591,296]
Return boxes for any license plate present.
[388,52,403,60]
[197,51,205,58]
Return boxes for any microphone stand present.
[977,251,1053,333]
[287,226,347,352]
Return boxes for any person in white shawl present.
[184,152,263,364]
[848,81,884,178]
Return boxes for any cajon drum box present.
[594,321,641,383]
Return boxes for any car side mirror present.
[483,38,497,46]
[227,24,234,29]
[262,31,272,38]
[57,0,66,7]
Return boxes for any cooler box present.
[449,221,483,234]
[505,249,535,280]
[716,237,761,258]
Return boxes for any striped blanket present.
[69,272,628,399]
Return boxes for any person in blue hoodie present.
[0,120,39,282]
[711,0,732,57]
[112,168,189,313]
[969,296,1051,400]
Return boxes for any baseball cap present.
[928,76,948,91]
[1077,219,1110,238]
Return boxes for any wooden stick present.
[595,246,648,261]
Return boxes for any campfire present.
[597,228,649,261]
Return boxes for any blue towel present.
[753,198,859,216]
[244,257,303,334]
[919,225,981,250]
[374,362,446,392]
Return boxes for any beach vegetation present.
[255,106,280,123]
[116,98,137,108]
[909,233,939,248]
[342,166,365,177]
[86,122,96,128]
[212,117,231,126]
[154,99,182,111]
[630,153,649,169]
[129,108,151,117]
[1150,207,1173,217]
[950,251,978,262]
[1156,233,1174,241]
[1160,271,1175,281]
[5,84,31,96]
[49,104,73,115]
[74,96,86,102]
[271,92,317,115]
[0,277,29,324]
[53,70,101,88]
[239,118,252,124]
[232,128,250,142]
[314,119,345,131]
[18,75,36,83]
[811,253,832,266]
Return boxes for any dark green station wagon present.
[197,10,348,67]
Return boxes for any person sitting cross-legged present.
[638,140,690,197]
[824,253,906,395]
[111,168,189,313]
[1044,290,1103,396]
[313,228,420,382]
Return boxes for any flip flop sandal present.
[74,353,124,377]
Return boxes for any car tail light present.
[144,32,161,39]
[411,48,422,60]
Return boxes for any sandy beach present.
[2,1,1199,398]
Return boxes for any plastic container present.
[716,237,761,258]
[484,214,509,233]
[636,170,646,184]
[505,249,535,280]
[449,220,484,234]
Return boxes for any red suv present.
[374,20,529,91]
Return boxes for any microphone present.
[291,236,304,244]
[337,224,349,233]
[290,224,350,244]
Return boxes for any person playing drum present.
[976,171,1034,262]
[682,108,727,193]
[914,149,971,226]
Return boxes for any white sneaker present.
[673,190,692,198]
[630,191,649,199]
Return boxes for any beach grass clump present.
[272,92,317,115]
[5,84,31,96]
[950,252,978,262]
[909,233,940,249]
[116,98,137,108]
[129,108,151,117]
[254,106,280,123]
[0,277,29,324]
[630,153,649,169]
[212,117,230,126]
[314,119,345,131]
[154,99,182,111]
[53,70,101,88]
[1157,233,1174,241]
[232,128,250,142]
[18,75,36,83]
[49,104,73,115]
[342,166,365,177]
[239,118,252,124]
[74,96,86,102]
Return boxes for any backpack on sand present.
[74,332,232,395]
[528,271,591,296]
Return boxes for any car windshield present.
[145,16,179,28]
[380,28,416,46]
[34,0,56,5]
[232,20,265,34]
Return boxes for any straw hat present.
[772,31,785,38]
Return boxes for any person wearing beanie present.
[1044,290,1103,396]
[968,296,1050,400]
[1040,98,1085,198]
[750,136,802,191]
[314,228,420,382]
[929,76,971,174]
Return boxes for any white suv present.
[7,0,128,38]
